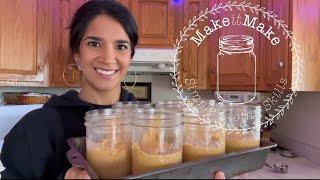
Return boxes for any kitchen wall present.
[0,74,215,103]
[271,92,320,165]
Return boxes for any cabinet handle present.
[278,61,284,68]
[37,65,43,72]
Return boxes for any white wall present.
[271,92,320,165]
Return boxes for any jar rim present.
[84,109,131,128]
[182,108,225,125]
[133,109,183,118]
[85,108,129,120]
[132,110,183,127]
[112,101,152,108]
[154,100,184,106]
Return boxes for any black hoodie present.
[0,89,135,179]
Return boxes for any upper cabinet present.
[176,0,209,89]
[208,0,263,91]
[131,0,174,47]
[291,0,320,91]
[259,0,292,91]
[50,0,87,87]
[0,0,52,86]
[207,0,319,92]
[206,0,296,91]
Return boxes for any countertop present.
[233,151,320,179]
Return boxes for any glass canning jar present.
[182,109,225,162]
[84,109,132,179]
[154,100,186,113]
[131,109,183,174]
[220,103,261,153]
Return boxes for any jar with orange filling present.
[183,108,225,162]
[221,103,261,153]
[84,109,132,179]
[132,109,183,174]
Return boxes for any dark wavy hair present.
[69,0,138,58]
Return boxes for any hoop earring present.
[62,64,84,87]
[123,69,137,89]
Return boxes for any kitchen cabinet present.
[208,0,263,91]
[175,0,210,90]
[259,0,292,91]
[131,0,174,47]
[0,0,53,87]
[207,0,292,91]
[208,0,320,92]
[50,0,87,87]
[205,0,320,92]
[291,0,320,91]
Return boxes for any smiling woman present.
[69,0,138,105]
[0,0,137,179]
[76,14,133,105]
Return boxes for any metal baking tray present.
[67,137,277,179]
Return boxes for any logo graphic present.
[216,35,257,104]
[171,1,303,133]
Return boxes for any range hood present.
[128,48,175,75]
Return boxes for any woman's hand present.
[64,167,90,179]
[214,171,225,179]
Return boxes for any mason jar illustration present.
[216,35,256,104]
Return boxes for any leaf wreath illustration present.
[171,1,303,132]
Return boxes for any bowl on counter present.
[2,92,52,105]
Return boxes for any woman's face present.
[75,15,131,92]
